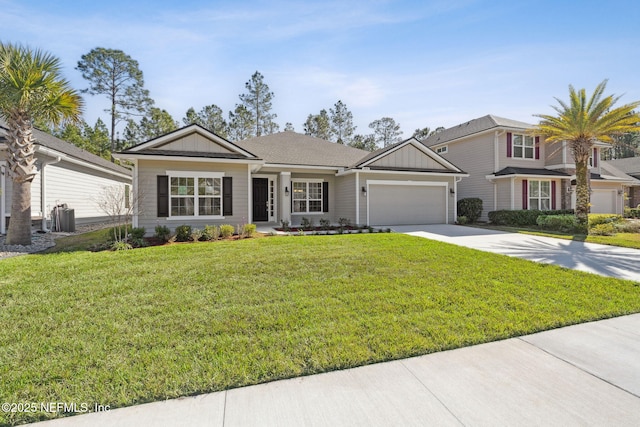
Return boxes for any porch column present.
[0,162,5,234]
[280,171,291,225]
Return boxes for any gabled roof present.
[423,114,534,147]
[236,131,368,167]
[600,161,640,184]
[0,119,131,177]
[606,157,640,177]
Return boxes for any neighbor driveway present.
[392,224,640,282]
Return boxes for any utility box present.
[52,205,75,232]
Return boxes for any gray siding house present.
[0,120,132,234]
[423,115,638,219]
[114,124,468,232]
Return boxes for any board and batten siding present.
[156,133,234,154]
[45,162,130,223]
[368,144,449,170]
[438,133,495,221]
[357,172,457,224]
[136,159,249,232]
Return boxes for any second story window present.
[513,134,535,159]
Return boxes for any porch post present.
[280,171,291,225]
[0,161,5,234]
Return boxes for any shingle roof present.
[605,157,640,177]
[0,119,131,176]
[494,167,570,177]
[423,114,534,147]
[236,131,369,167]
[132,149,252,160]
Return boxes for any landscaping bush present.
[202,225,220,241]
[155,225,171,242]
[175,225,192,242]
[220,224,235,238]
[590,223,616,236]
[456,215,469,225]
[241,223,257,238]
[626,208,640,218]
[615,220,640,233]
[319,218,331,230]
[338,218,351,227]
[300,217,313,230]
[190,228,203,242]
[588,214,622,228]
[457,198,482,223]
[111,241,133,251]
[488,209,574,226]
[130,227,146,240]
[536,215,579,233]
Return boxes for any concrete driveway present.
[391,224,640,282]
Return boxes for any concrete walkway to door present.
[391,224,640,282]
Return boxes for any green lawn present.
[1,234,639,425]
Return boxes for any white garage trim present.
[366,180,448,225]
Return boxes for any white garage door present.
[590,189,617,214]
[368,184,447,225]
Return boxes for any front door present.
[252,178,269,221]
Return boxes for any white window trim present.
[528,179,551,210]
[512,133,536,160]
[436,145,448,154]
[291,178,324,215]
[166,170,225,220]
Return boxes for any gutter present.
[37,146,132,181]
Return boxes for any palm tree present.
[0,43,83,245]
[534,80,640,233]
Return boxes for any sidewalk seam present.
[517,337,640,399]
[221,390,228,427]
[399,359,466,426]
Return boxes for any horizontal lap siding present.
[334,174,357,225]
[289,173,336,226]
[137,160,249,232]
[496,180,512,210]
[46,162,130,221]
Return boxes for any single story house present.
[114,124,468,231]
[423,115,639,219]
[0,120,133,233]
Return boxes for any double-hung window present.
[513,134,535,159]
[529,180,551,210]
[169,172,223,218]
[292,180,323,213]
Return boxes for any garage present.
[368,182,447,225]
[590,189,618,214]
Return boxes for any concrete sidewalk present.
[393,224,640,282]
[34,314,640,426]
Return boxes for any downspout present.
[355,171,360,226]
[454,176,462,222]
[41,156,62,231]
[132,159,139,228]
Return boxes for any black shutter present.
[322,181,329,212]
[223,176,233,216]
[157,175,169,217]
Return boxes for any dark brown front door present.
[252,178,269,222]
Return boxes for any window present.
[169,173,223,217]
[513,134,535,159]
[529,180,551,210]
[293,180,323,213]
[436,146,448,154]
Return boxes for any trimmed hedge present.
[488,209,574,226]
[536,215,579,233]
[457,198,483,223]
[625,208,640,218]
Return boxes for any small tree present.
[95,185,139,243]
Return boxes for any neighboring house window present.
[529,180,551,210]
[436,146,448,154]
[513,134,535,159]
[169,173,223,217]
[293,180,323,213]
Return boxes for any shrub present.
[615,220,640,233]
[202,225,220,241]
[338,218,351,227]
[155,225,171,242]
[588,214,622,228]
[626,208,640,218]
[241,223,257,238]
[130,227,146,240]
[457,198,483,223]
[190,228,203,242]
[111,241,133,251]
[220,224,235,238]
[319,218,331,230]
[129,237,148,248]
[536,215,579,233]
[280,220,290,231]
[300,217,313,230]
[456,215,468,225]
[175,224,192,242]
[590,223,616,236]
[488,209,574,226]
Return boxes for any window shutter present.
[551,181,557,210]
[506,133,512,158]
[593,148,598,167]
[157,175,169,217]
[535,136,540,159]
[223,177,233,216]
[322,182,329,212]
[522,179,528,209]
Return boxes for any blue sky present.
[1,0,639,138]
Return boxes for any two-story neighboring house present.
[423,115,638,220]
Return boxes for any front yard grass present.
[1,234,639,425]
[474,224,640,250]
